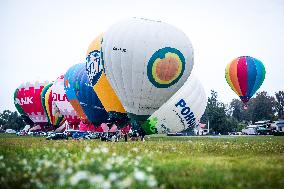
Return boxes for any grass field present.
[0,134,284,189]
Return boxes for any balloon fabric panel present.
[237,56,248,99]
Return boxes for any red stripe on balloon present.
[237,57,248,97]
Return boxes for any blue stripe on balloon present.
[246,56,257,98]
[77,66,108,123]
[250,58,264,97]
[64,64,81,100]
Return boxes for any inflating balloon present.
[65,63,108,124]
[52,75,81,129]
[41,84,65,127]
[225,56,266,105]
[14,81,50,126]
[86,34,126,114]
[14,88,34,125]
[86,34,129,128]
[64,64,88,120]
[142,75,207,134]
[101,18,194,124]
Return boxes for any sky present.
[0,0,284,112]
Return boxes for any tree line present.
[201,90,284,134]
[1,90,284,133]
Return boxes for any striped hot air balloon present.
[225,56,266,105]
[41,84,65,128]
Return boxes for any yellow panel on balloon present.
[94,74,126,113]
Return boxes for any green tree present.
[201,90,235,134]
[247,91,276,123]
[0,110,26,131]
[275,91,284,119]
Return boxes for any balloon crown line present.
[19,81,51,90]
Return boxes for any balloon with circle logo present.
[14,81,50,127]
[101,18,194,124]
[41,83,65,128]
[225,56,266,105]
[86,34,129,127]
[142,75,207,134]
[52,75,81,129]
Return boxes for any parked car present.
[16,130,28,136]
[46,133,68,140]
[64,130,80,137]
[242,125,257,135]
[72,131,91,140]
[5,129,16,134]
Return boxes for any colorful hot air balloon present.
[86,34,129,128]
[101,18,194,124]
[142,75,207,134]
[14,81,50,127]
[65,63,109,124]
[64,64,88,121]
[14,88,34,125]
[225,56,266,105]
[52,75,81,129]
[41,84,65,128]
[86,34,126,113]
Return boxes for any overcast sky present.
[1,0,283,112]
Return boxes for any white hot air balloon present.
[142,75,207,134]
[102,18,194,123]
[52,75,81,128]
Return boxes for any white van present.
[5,129,16,134]
[242,125,257,135]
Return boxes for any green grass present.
[0,134,283,189]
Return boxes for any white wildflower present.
[69,171,89,186]
[22,159,27,165]
[132,147,139,152]
[85,146,91,153]
[93,148,100,154]
[89,174,104,184]
[108,172,118,181]
[146,166,153,172]
[119,176,132,188]
[134,170,146,181]
[43,160,52,168]
[105,163,112,170]
[101,180,111,189]
[0,155,3,160]
[66,167,73,174]
[101,146,109,154]
[147,175,157,187]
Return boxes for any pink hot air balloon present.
[14,81,50,128]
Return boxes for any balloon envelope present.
[225,56,266,104]
[41,84,65,127]
[142,75,207,134]
[52,75,81,127]
[14,88,34,125]
[65,63,109,124]
[14,81,50,126]
[86,34,126,114]
[101,18,194,120]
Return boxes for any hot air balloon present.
[13,88,34,125]
[64,64,88,121]
[64,63,109,124]
[52,75,81,129]
[14,81,50,129]
[41,84,65,128]
[142,75,207,134]
[101,18,194,125]
[225,56,266,106]
[86,34,129,128]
